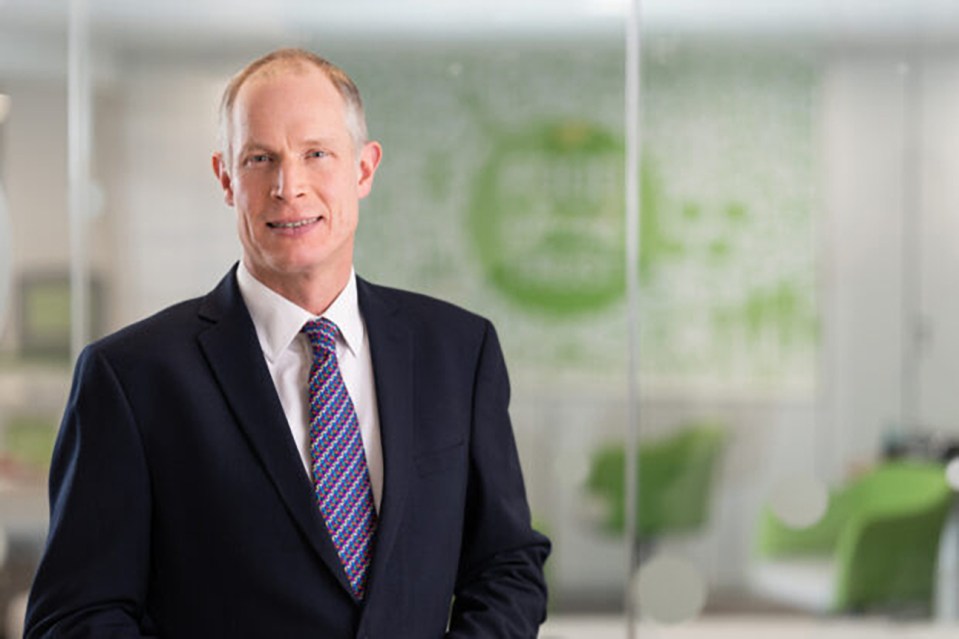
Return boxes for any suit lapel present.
[357,279,415,600]
[195,267,356,598]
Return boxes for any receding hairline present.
[218,48,368,159]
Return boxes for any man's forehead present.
[233,66,342,124]
[230,67,350,144]
[239,61,330,98]
[248,58,315,84]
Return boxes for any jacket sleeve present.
[24,346,157,638]
[447,322,551,638]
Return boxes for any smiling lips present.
[266,215,322,230]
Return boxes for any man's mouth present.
[266,216,321,229]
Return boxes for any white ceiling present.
[2,0,959,39]
[1,0,959,77]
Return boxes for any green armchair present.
[585,423,726,540]
[755,461,951,613]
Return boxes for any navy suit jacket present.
[24,267,550,638]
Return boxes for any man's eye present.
[307,150,328,159]
[246,154,270,165]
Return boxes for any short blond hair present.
[218,48,368,164]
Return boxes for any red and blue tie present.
[302,318,377,599]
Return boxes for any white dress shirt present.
[236,262,383,512]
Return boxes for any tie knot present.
[302,317,339,356]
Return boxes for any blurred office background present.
[4,0,959,637]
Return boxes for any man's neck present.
[244,260,351,316]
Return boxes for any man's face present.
[213,64,381,292]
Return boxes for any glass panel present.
[0,1,71,634]
[54,0,630,635]
[12,0,958,636]
[351,40,631,615]
[634,1,959,636]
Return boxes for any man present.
[24,48,550,638]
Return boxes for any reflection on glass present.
[629,2,959,637]
[0,182,11,330]
[0,2,72,637]
[3,0,959,636]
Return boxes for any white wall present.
[104,68,239,327]
[819,54,908,477]
[0,81,69,351]
[820,51,959,478]
[916,58,959,436]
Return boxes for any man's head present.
[217,48,369,164]
[212,49,382,305]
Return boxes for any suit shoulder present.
[362,280,491,333]
[84,295,206,359]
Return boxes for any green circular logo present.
[470,120,625,315]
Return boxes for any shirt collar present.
[236,261,364,363]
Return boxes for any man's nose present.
[272,159,306,200]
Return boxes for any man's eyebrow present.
[238,138,338,155]
[301,137,338,148]
[238,140,275,155]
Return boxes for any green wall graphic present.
[469,120,625,315]
[352,45,818,388]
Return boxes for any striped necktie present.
[302,317,377,599]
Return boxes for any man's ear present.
[356,141,382,200]
[212,152,235,207]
